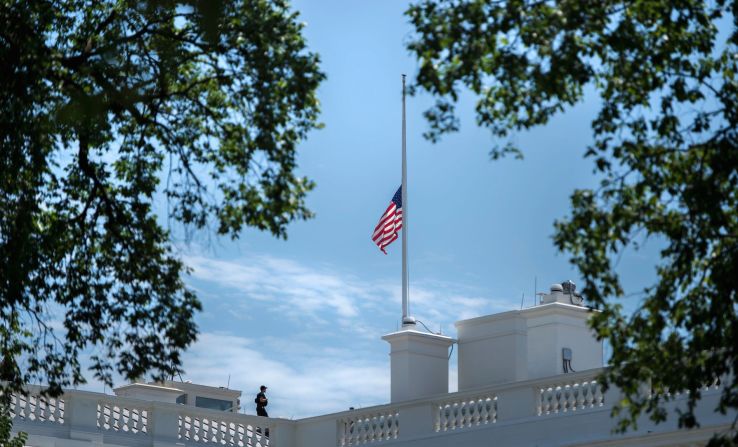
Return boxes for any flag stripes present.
[372,187,403,254]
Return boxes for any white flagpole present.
[401,74,415,327]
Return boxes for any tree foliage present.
[0,397,26,447]
[0,0,323,436]
[407,0,737,444]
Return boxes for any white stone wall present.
[14,370,735,447]
[382,330,454,403]
[456,303,603,390]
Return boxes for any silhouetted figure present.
[255,385,270,437]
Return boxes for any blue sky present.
[83,1,664,418]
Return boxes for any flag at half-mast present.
[371,186,402,254]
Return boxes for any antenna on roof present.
[227,374,231,389]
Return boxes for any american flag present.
[372,186,402,254]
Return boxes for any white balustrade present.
[650,377,722,401]
[537,376,604,416]
[338,408,399,446]
[24,368,719,447]
[97,397,149,434]
[649,386,683,400]
[435,394,497,432]
[179,410,273,447]
[11,388,278,447]
[9,393,65,425]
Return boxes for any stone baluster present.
[367,414,376,442]
[245,422,256,446]
[20,395,30,420]
[575,384,585,410]
[479,398,489,424]
[594,383,604,406]
[474,399,481,425]
[338,418,348,446]
[37,396,47,422]
[464,400,473,427]
[566,385,575,411]
[439,405,446,430]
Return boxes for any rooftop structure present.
[112,380,241,413]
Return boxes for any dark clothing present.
[255,390,270,436]
[255,392,268,417]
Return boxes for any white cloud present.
[174,251,518,418]
[184,255,375,322]
[183,252,515,333]
[180,332,389,418]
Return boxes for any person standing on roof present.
[255,385,270,437]
[255,385,268,417]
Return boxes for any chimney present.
[455,282,603,391]
[382,329,454,403]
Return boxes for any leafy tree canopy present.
[0,0,323,409]
[407,0,737,444]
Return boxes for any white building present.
[11,282,735,446]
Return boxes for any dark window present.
[195,396,232,411]
[176,394,186,405]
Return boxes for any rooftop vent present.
[562,280,576,294]
[542,281,584,305]
[562,280,584,305]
